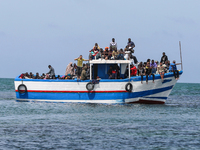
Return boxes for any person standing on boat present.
[160,52,168,64]
[47,65,55,78]
[74,55,89,79]
[112,47,119,60]
[110,38,117,51]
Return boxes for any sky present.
[0,0,199,83]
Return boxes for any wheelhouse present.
[89,60,132,80]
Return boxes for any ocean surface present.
[0,78,200,150]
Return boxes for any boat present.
[14,59,183,104]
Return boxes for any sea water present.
[0,78,200,149]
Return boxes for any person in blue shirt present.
[169,60,181,80]
[127,38,135,48]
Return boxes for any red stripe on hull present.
[15,90,128,93]
[128,99,165,104]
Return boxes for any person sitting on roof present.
[112,47,119,60]
[47,65,55,78]
[104,47,110,60]
[110,38,117,51]
[116,48,124,60]
[93,43,100,51]
[94,46,101,59]
[99,48,104,59]
[124,45,130,60]
[89,47,99,60]
[130,64,137,76]
[124,45,137,63]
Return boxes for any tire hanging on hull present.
[18,84,27,94]
[86,82,94,91]
[125,83,133,92]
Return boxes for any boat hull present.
[15,71,182,104]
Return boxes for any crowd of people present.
[19,38,181,83]
[89,38,138,64]
[128,55,180,84]
[19,62,91,80]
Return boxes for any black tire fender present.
[86,82,94,91]
[18,84,27,94]
[125,83,133,92]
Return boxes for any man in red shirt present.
[130,64,137,76]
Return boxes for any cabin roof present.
[89,59,132,64]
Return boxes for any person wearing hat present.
[104,47,110,59]
[160,52,168,64]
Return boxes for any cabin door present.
[93,64,98,79]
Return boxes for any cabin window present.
[92,63,128,79]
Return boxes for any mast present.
[179,41,183,70]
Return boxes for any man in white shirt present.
[110,38,117,51]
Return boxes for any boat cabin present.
[89,60,132,80]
